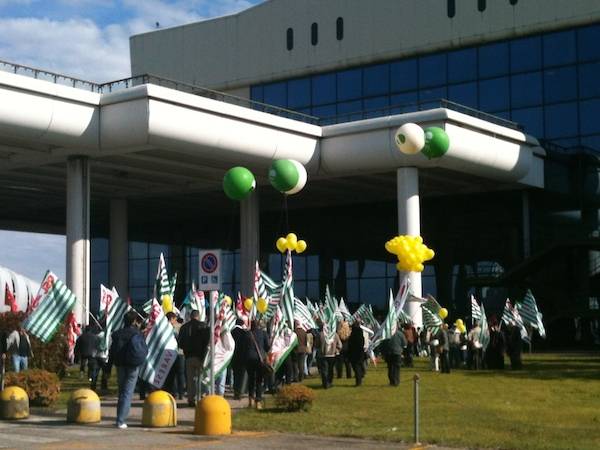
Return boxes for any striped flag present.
[202,293,236,383]
[338,298,353,323]
[140,298,178,388]
[101,295,131,352]
[294,297,317,330]
[155,253,171,299]
[368,291,398,352]
[395,274,411,312]
[169,272,177,299]
[511,305,530,343]
[257,268,281,319]
[352,303,380,334]
[27,270,53,315]
[279,251,296,329]
[99,284,119,320]
[479,301,490,351]
[23,276,77,343]
[267,306,298,372]
[422,304,443,336]
[471,295,482,322]
[501,298,514,326]
[517,290,545,338]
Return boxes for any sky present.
[0,0,262,282]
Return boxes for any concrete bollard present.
[0,386,29,420]
[194,395,231,436]
[67,388,101,424]
[142,390,177,428]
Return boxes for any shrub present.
[275,384,315,412]
[0,311,68,377]
[5,369,61,406]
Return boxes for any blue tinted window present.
[250,85,264,102]
[479,42,509,78]
[512,107,543,138]
[347,260,359,278]
[359,278,385,303]
[419,54,447,87]
[337,68,362,101]
[580,99,600,135]
[478,77,509,112]
[390,92,418,113]
[390,59,418,92]
[579,62,600,99]
[287,78,311,108]
[543,30,576,67]
[312,104,336,119]
[312,73,336,105]
[581,135,600,152]
[337,100,363,121]
[263,81,287,107]
[510,36,541,73]
[544,102,578,139]
[419,86,446,102]
[129,241,147,259]
[448,82,478,109]
[448,48,477,83]
[544,67,577,103]
[578,25,600,62]
[364,96,389,118]
[91,238,108,261]
[364,64,390,97]
[511,72,542,108]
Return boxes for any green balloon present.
[268,159,300,193]
[422,127,450,159]
[223,167,256,201]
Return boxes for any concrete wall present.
[130,0,600,90]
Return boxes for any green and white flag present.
[279,251,296,329]
[352,303,380,334]
[170,272,177,299]
[422,303,443,336]
[140,299,178,388]
[479,301,490,351]
[517,290,546,338]
[23,275,77,343]
[267,306,298,372]
[101,295,131,352]
[202,293,236,384]
[338,298,353,323]
[99,284,119,320]
[471,295,482,322]
[293,297,317,330]
[155,253,171,299]
[368,291,398,352]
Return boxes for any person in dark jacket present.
[75,325,100,385]
[231,319,247,400]
[0,327,7,389]
[347,321,365,386]
[385,324,407,386]
[293,321,308,382]
[506,323,523,370]
[245,319,269,409]
[178,310,210,406]
[109,310,148,429]
[437,324,451,374]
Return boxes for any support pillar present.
[397,167,422,327]
[66,156,90,326]
[240,190,259,297]
[109,199,128,299]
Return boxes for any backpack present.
[123,332,148,367]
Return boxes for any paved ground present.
[0,397,456,450]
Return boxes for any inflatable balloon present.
[439,308,448,319]
[456,319,464,326]
[286,233,298,250]
[244,297,253,311]
[223,167,256,201]
[422,127,450,159]
[394,123,425,155]
[296,240,307,253]
[268,159,307,195]
[257,297,268,314]
[224,295,232,306]
[385,235,435,273]
[276,237,288,253]
[161,294,173,313]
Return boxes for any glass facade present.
[250,23,600,151]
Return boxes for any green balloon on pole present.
[268,159,307,195]
[422,127,450,159]
[223,167,256,201]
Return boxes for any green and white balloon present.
[394,123,425,155]
[223,166,256,201]
[268,159,307,195]
[422,127,450,159]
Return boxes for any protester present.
[506,323,523,370]
[437,323,451,374]
[178,310,210,406]
[317,320,342,389]
[468,322,483,370]
[335,321,352,379]
[94,331,111,393]
[347,321,365,386]
[109,311,148,429]
[305,327,314,376]
[486,321,505,370]
[428,329,440,372]
[231,318,247,400]
[449,325,462,369]
[385,323,407,386]
[0,326,7,388]
[74,325,100,386]
[6,324,33,373]
[402,323,416,367]
[164,312,185,400]
[293,320,308,382]
[245,319,269,409]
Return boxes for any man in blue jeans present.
[109,311,148,429]
[6,324,32,372]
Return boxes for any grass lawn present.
[233,352,600,450]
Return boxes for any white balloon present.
[394,123,425,155]
[285,159,307,195]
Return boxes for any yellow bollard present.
[67,388,101,424]
[194,395,231,435]
[142,390,177,427]
[0,386,29,420]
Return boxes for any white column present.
[397,167,422,327]
[240,189,260,297]
[110,198,129,298]
[66,156,90,326]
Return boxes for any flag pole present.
[88,312,103,331]
[209,291,215,395]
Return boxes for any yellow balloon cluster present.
[276,233,308,254]
[257,297,268,314]
[385,235,435,272]
[161,294,173,313]
[454,319,466,334]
